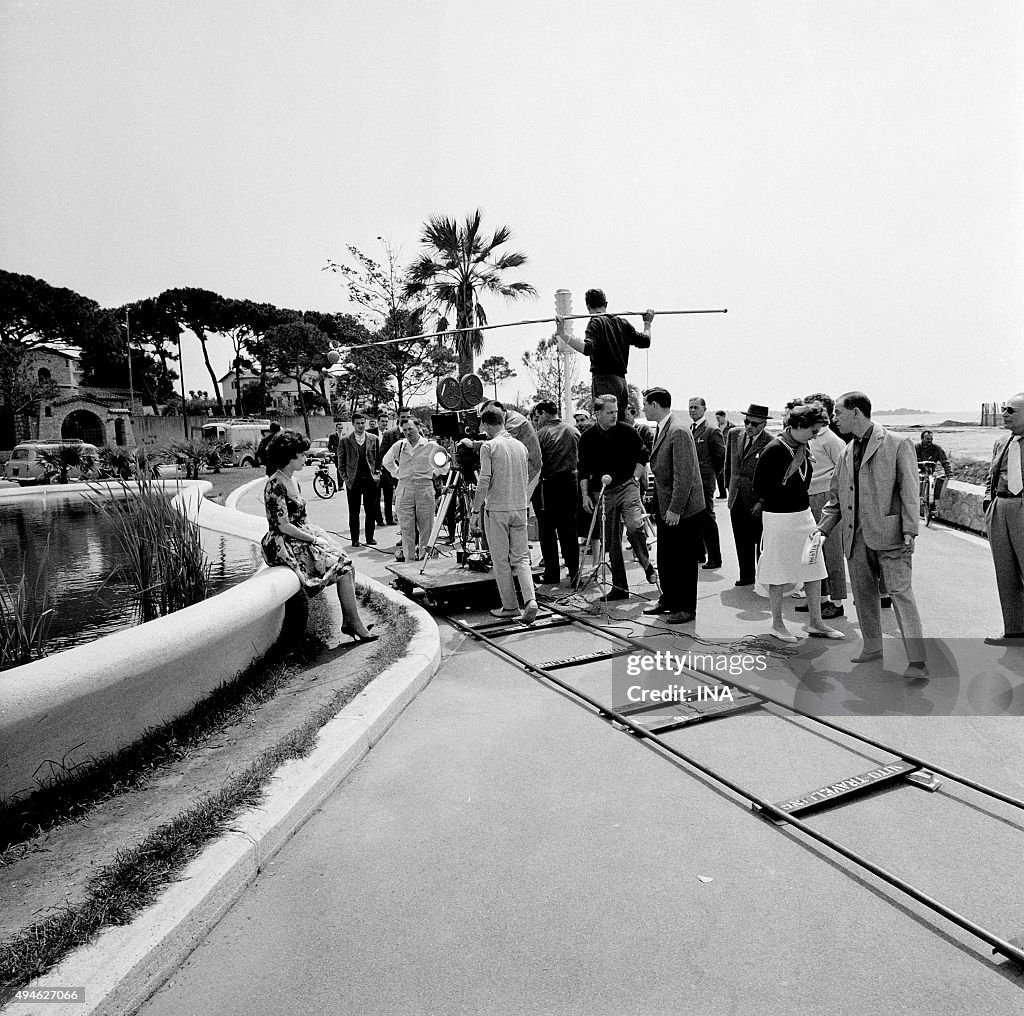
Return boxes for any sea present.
[715,411,1002,462]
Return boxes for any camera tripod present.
[420,464,483,573]
[573,479,615,596]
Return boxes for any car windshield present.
[12,449,32,460]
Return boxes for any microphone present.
[600,474,612,489]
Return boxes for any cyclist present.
[915,430,952,503]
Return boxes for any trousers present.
[987,497,1024,633]
[848,528,925,662]
[396,480,434,561]
[808,490,848,600]
[539,472,580,582]
[601,480,648,592]
[485,509,536,610]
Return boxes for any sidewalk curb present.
[9,577,440,1016]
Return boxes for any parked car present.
[305,438,334,465]
[199,420,273,467]
[3,440,100,485]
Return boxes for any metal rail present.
[445,610,1024,968]
[548,604,1024,814]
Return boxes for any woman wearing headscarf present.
[753,403,844,643]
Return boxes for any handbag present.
[800,530,824,566]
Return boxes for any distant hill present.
[875,408,931,415]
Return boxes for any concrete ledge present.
[935,479,988,536]
[9,585,441,1016]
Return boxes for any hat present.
[743,403,772,420]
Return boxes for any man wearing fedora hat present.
[726,404,773,586]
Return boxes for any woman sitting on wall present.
[753,403,844,643]
[262,429,378,643]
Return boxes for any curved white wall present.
[0,481,300,802]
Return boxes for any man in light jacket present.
[816,391,926,677]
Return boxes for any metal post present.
[554,289,576,421]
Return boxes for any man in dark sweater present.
[578,394,657,600]
[534,400,581,585]
[555,289,654,418]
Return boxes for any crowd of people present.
[254,287,1024,669]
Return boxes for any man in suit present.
[688,396,726,569]
[714,410,732,498]
[642,388,704,623]
[982,392,1024,645]
[726,403,773,586]
[337,410,382,547]
[816,391,927,678]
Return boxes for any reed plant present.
[89,476,211,623]
[0,540,53,671]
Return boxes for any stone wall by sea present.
[935,480,987,535]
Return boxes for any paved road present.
[139,478,1024,1014]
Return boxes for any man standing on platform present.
[534,400,580,586]
[643,388,704,624]
[688,396,725,569]
[382,415,446,563]
[816,391,927,678]
[471,406,539,625]
[555,290,654,418]
[577,394,657,600]
[726,403,773,586]
[337,411,381,547]
[983,393,1024,645]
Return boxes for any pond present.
[0,495,263,657]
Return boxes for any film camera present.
[430,411,481,442]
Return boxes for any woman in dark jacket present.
[753,403,844,643]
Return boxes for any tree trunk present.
[296,360,310,437]
[193,324,226,415]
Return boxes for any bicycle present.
[312,460,337,499]
[918,460,938,527]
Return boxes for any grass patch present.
[0,538,53,671]
[0,587,415,993]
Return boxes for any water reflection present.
[0,498,261,657]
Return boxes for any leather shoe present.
[702,561,722,570]
[365,539,378,546]
[645,564,659,585]
[851,650,883,664]
[599,589,629,602]
[665,611,696,624]
[643,602,674,615]
[880,597,892,608]
[983,633,1024,646]
[734,579,754,587]
[820,602,845,619]
[903,662,929,679]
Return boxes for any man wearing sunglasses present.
[983,394,1024,645]
[725,403,774,586]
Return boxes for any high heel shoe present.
[341,623,379,644]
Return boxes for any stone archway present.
[61,409,105,446]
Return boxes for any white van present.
[4,440,100,485]
[200,420,273,467]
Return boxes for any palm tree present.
[403,210,537,377]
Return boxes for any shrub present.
[0,540,53,671]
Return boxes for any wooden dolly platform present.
[386,559,543,612]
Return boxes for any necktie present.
[1009,436,1023,495]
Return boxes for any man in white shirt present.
[983,392,1024,645]
[382,416,446,562]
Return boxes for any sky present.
[2,0,1022,415]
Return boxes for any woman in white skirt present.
[752,404,844,643]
